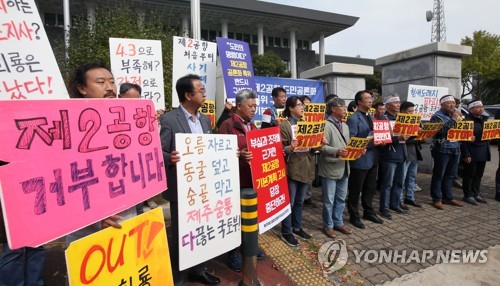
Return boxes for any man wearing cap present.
[461,100,490,205]
[378,94,410,219]
[429,95,465,209]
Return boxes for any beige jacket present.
[280,118,315,183]
[318,118,350,179]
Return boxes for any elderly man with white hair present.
[461,99,490,205]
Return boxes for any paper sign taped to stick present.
[246,127,290,233]
[341,137,372,161]
[0,0,68,99]
[482,120,500,140]
[66,208,172,286]
[447,121,474,141]
[0,99,166,249]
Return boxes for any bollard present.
[239,188,261,286]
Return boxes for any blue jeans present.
[0,244,45,286]
[379,161,406,211]
[431,151,460,201]
[321,175,348,228]
[281,177,308,234]
[404,160,419,201]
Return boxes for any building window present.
[252,35,258,44]
[297,40,303,50]
[209,30,217,41]
[201,29,208,41]
[303,40,310,50]
[236,33,243,40]
[44,13,64,27]
[268,36,274,47]
[283,38,289,48]
[274,37,281,47]
[243,34,250,44]
[283,60,290,71]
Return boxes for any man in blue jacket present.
[346,90,384,229]
[430,95,465,209]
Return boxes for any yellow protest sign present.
[200,100,216,128]
[368,108,375,116]
[342,111,354,123]
[447,121,474,141]
[304,103,326,122]
[482,120,500,140]
[341,137,372,161]
[416,122,444,141]
[66,208,172,286]
[393,114,422,136]
[296,121,326,148]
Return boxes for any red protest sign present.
[246,127,290,234]
[373,120,392,144]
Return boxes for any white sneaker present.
[414,184,422,192]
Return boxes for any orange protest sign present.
[296,121,326,148]
[65,208,172,286]
[393,114,422,136]
[341,137,372,161]
[482,120,500,140]
[447,121,474,141]
[416,122,444,141]
[200,100,216,128]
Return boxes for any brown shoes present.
[433,201,444,210]
[443,199,464,207]
[323,227,336,239]
[334,225,353,235]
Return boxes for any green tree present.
[252,51,291,78]
[461,30,500,104]
[53,8,177,109]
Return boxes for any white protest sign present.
[172,36,217,107]
[407,84,449,121]
[109,38,165,110]
[0,0,68,99]
[175,134,241,270]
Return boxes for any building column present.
[137,9,145,30]
[191,0,200,40]
[257,25,264,55]
[319,34,325,66]
[221,20,228,38]
[181,15,189,37]
[289,30,297,78]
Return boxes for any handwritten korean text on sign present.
[172,36,217,107]
[246,127,290,233]
[407,84,449,121]
[0,0,68,99]
[0,99,166,249]
[176,134,241,270]
[66,208,172,286]
[109,38,165,110]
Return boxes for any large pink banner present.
[0,99,166,248]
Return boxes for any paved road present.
[302,145,500,285]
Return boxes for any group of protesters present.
[1,62,498,286]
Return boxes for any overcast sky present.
[264,0,500,59]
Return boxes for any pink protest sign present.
[0,99,166,249]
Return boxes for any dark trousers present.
[169,202,206,286]
[347,166,378,219]
[462,161,486,198]
[430,151,460,202]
